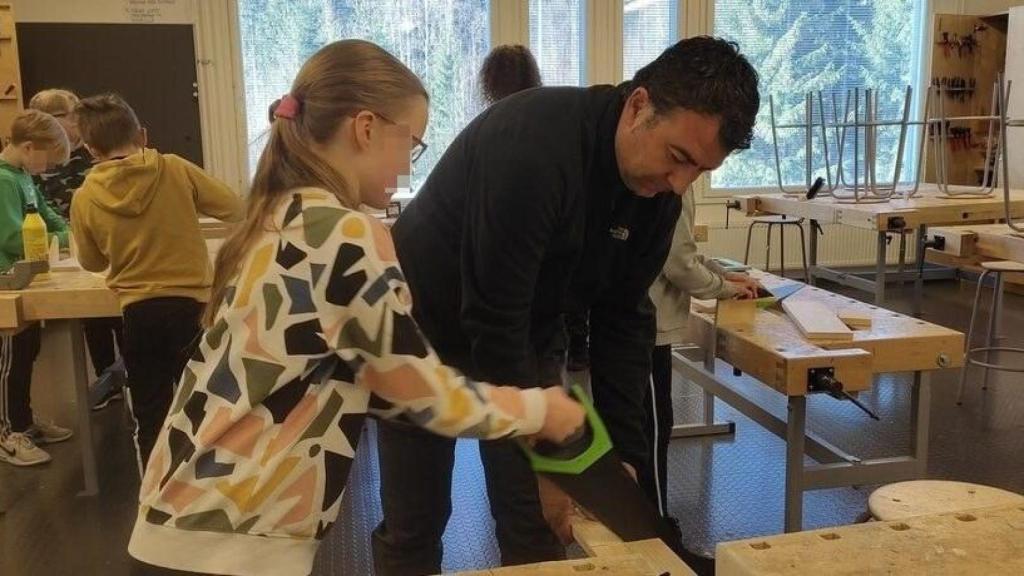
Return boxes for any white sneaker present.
[0,432,52,466]
[27,417,73,444]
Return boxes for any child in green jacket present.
[0,110,74,467]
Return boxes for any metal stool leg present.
[957,269,992,404]
[981,272,1003,391]
[797,222,810,283]
[780,223,786,278]
[765,224,774,274]
[744,222,757,265]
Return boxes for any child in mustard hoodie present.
[71,94,243,470]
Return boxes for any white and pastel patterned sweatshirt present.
[129,188,547,576]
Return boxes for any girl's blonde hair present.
[204,39,427,327]
[9,109,70,163]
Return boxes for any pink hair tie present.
[274,94,301,120]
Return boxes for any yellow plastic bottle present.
[22,204,49,281]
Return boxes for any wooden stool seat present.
[980,260,1024,272]
[868,480,1024,521]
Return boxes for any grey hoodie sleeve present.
[660,192,739,301]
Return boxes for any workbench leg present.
[808,219,819,287]
[874,231,887,305]
[909,371,931,476]
[784,395,806,533]
[914,224,927,318]
[897,231,907,289]
[70,319,99,497]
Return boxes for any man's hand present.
[724,272,760,300]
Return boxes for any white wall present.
[9,0,194,24]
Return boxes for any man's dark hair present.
[479,44,542,105]
[632,36,759,152]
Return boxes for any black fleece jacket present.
[393,84,681,468]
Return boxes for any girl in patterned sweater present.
[128,40,585,576]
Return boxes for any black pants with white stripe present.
[640,344,673,517]
[0,324,42,438]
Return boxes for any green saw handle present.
[521,384,613,475]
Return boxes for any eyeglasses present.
[375,111,428,163]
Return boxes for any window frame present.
[697,0,931,201]
[195,0,932,204]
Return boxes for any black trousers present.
[371,420,563,575]
[0,324,41,437]
[123,297,203,469]
[83,316,124,376]
[639,344,673,517]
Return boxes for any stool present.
[743,215,809,282]
[868,480,1024,521]
[956,260,1024,405]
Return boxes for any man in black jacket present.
[372,37,759,575]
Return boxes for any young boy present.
[71,94,243,471]
[29,88,126,411]
[0,110,74,467]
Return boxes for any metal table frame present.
[805,220,955,314]
[669,317,932,532]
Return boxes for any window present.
[711,0,925,190]
[623,0,678,81]
[529,0,585,86]
[237,0,490,192]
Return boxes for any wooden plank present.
[716,504,1024,576]
[570,516,697,576]
[588,540,697,576]
[836,310,872,329]
[572,516,622,556]
[781,299,854,341]
[717,298,756,327]
[453,554,656,575]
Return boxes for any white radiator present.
[703,222,917,270]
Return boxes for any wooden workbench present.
[738,184,1024,305]
[716,504,1024,575]
[449,516,696,576]
[929,223,1024,262]
[0,271,120,495]
[674,270,964,532]
[688,271,962,396]
[926,223,1024,291]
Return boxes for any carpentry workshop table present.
[449,516,696,576]
[671,270,964,532]
[928,222,1024,263]
[715,504,1024,575]
[739,184,1024,307]
[0,270,120,496]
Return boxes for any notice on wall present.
[124,0,186,24]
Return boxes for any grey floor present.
[2,277,1023,575]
